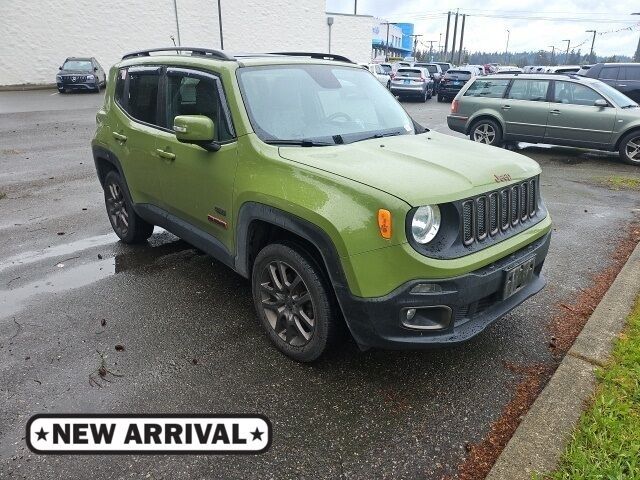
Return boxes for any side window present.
[114,68,126,106]
[507,80,549,101]
[464,79,510,98]
[127,70,160,125]
[553,82,604,106]
[600,66,619,80]
[622,66,640,81]
[166,71,234,142]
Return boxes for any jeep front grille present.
[461,178,538,246]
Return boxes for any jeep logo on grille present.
[71,76,77,82]
[494,173,512,183]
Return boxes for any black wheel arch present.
[466,115,504,136]
[615,127,640,151]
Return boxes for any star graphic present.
[35,427,48,441]
[250,428,263,441]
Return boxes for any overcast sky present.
[325,0,640,57]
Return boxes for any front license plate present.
[503,256,536,299]
[453,81,460,85]
[404,79,410,84]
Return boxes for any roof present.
[484,73,599,82]
[119,47,356,68]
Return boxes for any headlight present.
[411,205,441,244]
[56,75,62,81]
[87,75,95,80]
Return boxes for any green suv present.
[447,73,640,165]
[92,48,552,362]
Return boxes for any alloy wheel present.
[106,181,129,236]
[625,136,640,162]
[259,260,315,347]
[473,123,496,144]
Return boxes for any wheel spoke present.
[268,264,284,292]
[296,310,314,329]
[119,212,129,228]
[293,316,312,341]
[294,291,310,307]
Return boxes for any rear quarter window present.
[464,79,510,98]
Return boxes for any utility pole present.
[586,30,596,63]
[548,45,555,65]
[424,40,436,62]
[457,14,466,65]
[563,39,571,64]
[634,14,640,62]
[172,0,181,46]
[505,29,510,64]
[217,0,223,49]
[443,12,451,62]
[354,0,357,14]
[409,34,423,59]
[450,9,459,64]
[382,22,393,62]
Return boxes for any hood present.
[278,131,541,206]
[59,69,93,75]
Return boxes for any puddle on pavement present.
[0,229,195,319]
[0,258,115,319]
[0,233,119,274]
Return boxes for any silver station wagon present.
[447,74,640,165]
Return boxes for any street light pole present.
[172,0,181,46]
[548,45,555,65]
[382,22,393,62]
[586,30,597,63]
[217,0,224,49]
[563,39,571,64]
[409,34,423,59]
[633,13,640,62]
[505,29,510,64]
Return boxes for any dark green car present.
[447,74,640,165]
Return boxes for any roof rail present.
[121,47,235,61]
[269,52,354,64]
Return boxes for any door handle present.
[156,149,176,161]
[550,109,561,115]
[112,131,127,142]
[618,84,627,87]
[501,105,511,110]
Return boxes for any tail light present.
[418,76,426,83]
[451,99,459,114]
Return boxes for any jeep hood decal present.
[278,131,542,206]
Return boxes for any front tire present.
[103,171,154,243]
[619,131,640,166]
[470,118,503,146]
[251,243,339,362]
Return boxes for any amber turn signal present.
[378,209,392,239]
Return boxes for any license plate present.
[502,256,536,299]
[404,79,410,84]
[453,81,460,86]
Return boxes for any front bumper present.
[338,231,551,349]
[57,80,98,90]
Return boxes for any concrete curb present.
[486,240,640,480]
[0,83,56,91]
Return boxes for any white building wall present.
[0,0,372,86]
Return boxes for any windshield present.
[446,70,471,77]
[237,64,415,145]
[379,64,392,73]
[396,69,422,77]
[595,81,638,108]
[62,60,93,71]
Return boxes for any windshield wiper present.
[264,139,334,147]
[351,130,405,143]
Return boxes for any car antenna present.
[170,35,178,54]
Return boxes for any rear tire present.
[251,243,339,362]
[469,118,503,147]
[103,171,154,243]
[437,94,445,102]
[618,131,640,166]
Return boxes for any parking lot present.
[1,90,639,479]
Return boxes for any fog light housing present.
[401,306,452,331]
[410,283,443,294]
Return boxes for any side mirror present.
[594,99,608,108]
[173,115,220,151]
[94,67,98,72]
[59,66,63,70]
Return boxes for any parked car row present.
[446,73,640,165]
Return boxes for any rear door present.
[544,80,617,147]
[111,66,165,207]
[618,66,640,104]
[500,78,551,141]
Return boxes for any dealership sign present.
[27,414,271,454]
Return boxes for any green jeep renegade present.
[92,48,552,362]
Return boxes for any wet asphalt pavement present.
[1,90,639,480]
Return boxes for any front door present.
[545,80,617,148]
[155,67,238,252]
[501,78,551,141]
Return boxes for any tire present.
[469,118,503,147]
[427,86,433,99]
[103,170,154,243]
[422,89,428,103]
[437,94,445,102]
[58,88,65,94]
[251,243,339,362]
[386,80,391,89]
[618,130,640,166]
